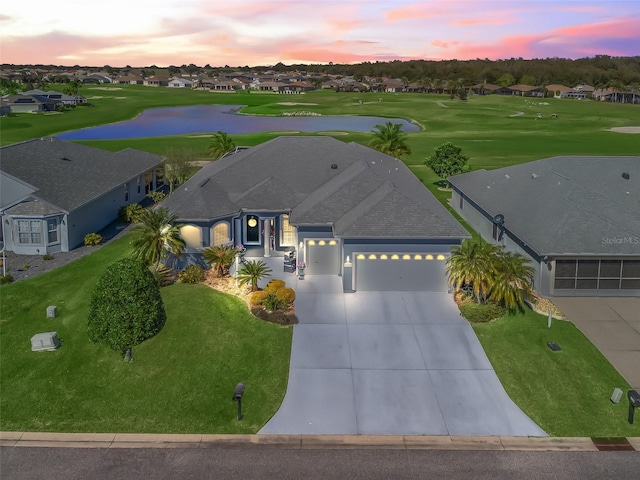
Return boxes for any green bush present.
[263,292,289,312]
[178,264,205,284]
[151,264,177,287]
[84,233,102,246]
[87,258,166,356]
[42,254,54,261]
[0,274,14,285]
[264,279,286,294]
[250,290,269,305]
[147,191,166,204]
[275,287,296,304]
[459,300,506,323]
[120,203,145,223]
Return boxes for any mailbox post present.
[233,383,245,421]
[628,390,640,425]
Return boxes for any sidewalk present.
[2,432,637,451]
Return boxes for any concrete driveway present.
[259,275,545,436]
[553,297,640,389]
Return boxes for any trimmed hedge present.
[458,300,506,323]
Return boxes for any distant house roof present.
[448,156,640,256]
[545,84,573,92]
[162,136,469,240]
[0,137,163,213]
[508,84,540,92]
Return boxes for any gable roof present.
[0,137,163,212]
[163,136,469,240]
[449,156,640,256]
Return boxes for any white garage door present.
[305,239,340,275]
[354,253,449,292]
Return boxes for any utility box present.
[46,306,57,319]
[31,332,61,351]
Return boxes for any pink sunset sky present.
[2,0,639,67]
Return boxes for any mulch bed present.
[203,271,298,325]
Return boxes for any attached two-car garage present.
[354,252,449,292]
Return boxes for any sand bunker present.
[277,102,318,106]
[88,87,122,91]
[609,126,640,134]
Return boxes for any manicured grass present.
[473,309,640,437]
[0,235,292,433]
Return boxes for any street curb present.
[2,432,632,451]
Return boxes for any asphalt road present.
[2,447,639,480]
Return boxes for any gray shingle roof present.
[449,156,640,256]
[0,137,163,212]
[163,136,469,240]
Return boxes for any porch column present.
[263,219,271,257]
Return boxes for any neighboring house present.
[471,83,501,95]
[1,94,59,112]
[22,89,87,106]
[0,138,164,254]
[143,76,170,87]
[449,156,640,297]
[544,84,573,98]
[162,136,470,292]
[168,77,194,88]
[496,84,543,96]
[115,75,144,85]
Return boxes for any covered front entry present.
[354,253,449,292]
[305,239,340,275]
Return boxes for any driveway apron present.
[259,276,546,436]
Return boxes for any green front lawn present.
[0,235,292,433]
[473,309,640,437]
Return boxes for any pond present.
[56,105,419,140]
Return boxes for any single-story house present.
[161,136,470,292]
[1,94,60,113]
[0,138,164,254]
[143,76,170,87]
[448,156,640,297]
[544,84,574,98]
[22,89,87,106]
[115,75,144,85]
[168,78,194,88]
[471,83,501,95]
[496,84,543,97]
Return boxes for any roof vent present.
[622,172,630,180]
[531,173,538,179]
[330,163,338,169]
[60,156,70,161]
[504,174,510,179]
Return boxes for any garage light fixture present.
[319,240,326,246]
[391,254,399,260]
[437,254,446,260]
[402,254,411,260]
[247,218,258,228]
[414,254,422,260]
[329,240,337,246]
[368,254,377,260]
[426,254,434,260]
[308,240,316,246]
[357,254,365,260]
[380,254,388,260]
[344,255,352,267]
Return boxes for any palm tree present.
[236,260,272,291]
[131,207,186,270]
[368,121,412,158]
[490,251,535,311]
[446,238,498,303]
[203,245,237,277]
[208,131,237,159]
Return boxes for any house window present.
[155,166,165,188]
[47,219,59,244]
[18,220,42,244]
[459,195,464,210]
[137,176,141,194]
[212,222,230,246]
[179,225,202,248]
[280,214,295,246]
[492,222,499,241]
[124,183,129,202]
[145,171,153,193]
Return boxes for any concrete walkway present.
[260,275,546,436]
[553,297,640,388]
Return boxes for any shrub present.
[178,264,205,284]
[458,300,506,323]
[21,264,30,270]
[147,191,166,204]
[249,290,269,305]
[264,279,286,294]
[42,254,54,261]
[152,264,177,287]
[87,258,166,356]
[0,274,14,285]
[84,233,102,246]
[263,292,289,312]
[275,287,296,304]
[120,203,145,223]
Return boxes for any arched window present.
[179,225,202,248]
[280,214,295,246]
[211,222,230,246]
